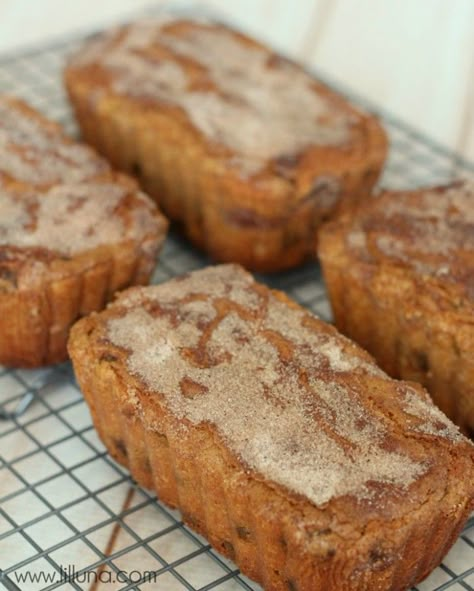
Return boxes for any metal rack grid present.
[1,8,474,591]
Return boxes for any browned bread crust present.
[64,18,387,272]
[0,96,168,367]
[319,180,474,435]
[68,264,474,591]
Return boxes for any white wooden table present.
[0,0,473,162]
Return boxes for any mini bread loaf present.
[68,264,474,591]
[319,180,474,435]
[64,18,387,272]
[0,96,168,367]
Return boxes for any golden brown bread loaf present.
[68,264,474,591]
[0,96,168,367]
[319,179,474,435]
[64,18,387,272]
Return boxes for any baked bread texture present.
[0,96,168,367]
[68,264,474,591]
[319,180,474,435]
[64,18,387,272]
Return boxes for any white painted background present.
[0,0,473,161]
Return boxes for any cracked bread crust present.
[64,18,387,271]
[318,180,474,435]
[68,265,474,591]
[0,96,168,367]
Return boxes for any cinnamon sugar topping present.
[69,19,355,175]
[0,96,164,259]
[347,180,474,285]
[0,183,159,256]
[0,97,107,186]
[106,266,463,506]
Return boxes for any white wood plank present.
[202,0,324,56]
[0,0,159,53]
[303,0,474,157]
[459,54,474,162]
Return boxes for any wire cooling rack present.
[1,7,474,591]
